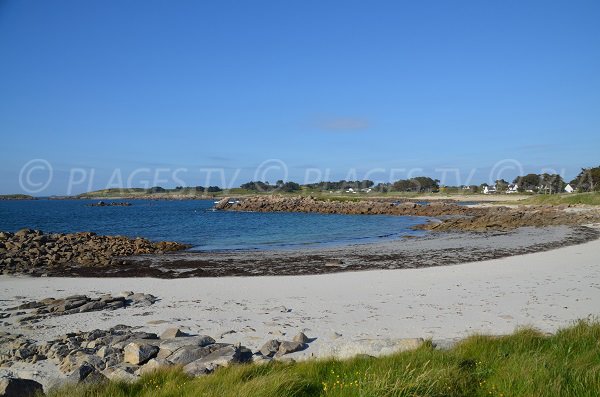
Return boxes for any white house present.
[506,184,519,194]
[564,184,575,193]
[483,185,497,194]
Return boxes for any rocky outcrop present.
[0,229,189,275]
[214,196,479,217]
[0,326,318,387]
[215,196,600,232]
[3,292,157,324]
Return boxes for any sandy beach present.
[2,226,599,386]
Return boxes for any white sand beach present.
[2,229,599,366]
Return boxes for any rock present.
[59,352,104,374]
[102,366,138,383]
[251,355,273,365]
[259,339,280,357]
[77,301,106,313]
[160,327,186,339]
[276,341,306,356]
[67,362,107,384]
[124,342,159,365]
[166,345,212,365]
[292,332,310,343]
[158,335,216,355]
[0,377,44,397]
[318,338,424,359]
[135,358,170,376]
[183,345,250,376]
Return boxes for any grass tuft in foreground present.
[46,320,600,397]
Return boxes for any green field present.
[47,320,600,397]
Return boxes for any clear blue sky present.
[1,0,599,195]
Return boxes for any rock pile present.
[3,292,157,324]
[0,229,189,275]
[215,196,600,231]
[0,326,314,387]
[215,195,479,217]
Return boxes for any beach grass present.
[45,319,600,397]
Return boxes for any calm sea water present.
[0,199,428,251]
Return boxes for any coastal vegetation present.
[46,319,600,397]
[63,165,600,200]
[0,194,34,200]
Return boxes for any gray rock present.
[102,366,138,383]
[158,335,216,355]
[276,341,306,356]
[160,327,186,339]
[166,345,212,365]
[183,345,249,376]
[78,301,106,313]
[259,339,280,357]
[124,342,159,365]
[135,358,170,376]
[67,362,107,384]
[292,332,310,343]
[0,377,44,397]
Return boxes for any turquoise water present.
[0,199,428,251]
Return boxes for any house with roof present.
[506,184,519,194]
[564,184,575,193]
[483,185,497,194]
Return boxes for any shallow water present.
[0,199,428,251]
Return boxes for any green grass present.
[522,192,600,206]
[46,320,600,397]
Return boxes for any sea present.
[0,199,428,251]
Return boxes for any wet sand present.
[48,225,599,278]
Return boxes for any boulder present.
[124,342,159,365]
[67,362,107,384]
[259,339,280,357]
[135,358,170,376]
[317,338,424,359]
[102,366,138,383]
[160,327,186,339]
[183,345,250,376]
[276,341,306,356]
[158,335,216,355]
[292,332,310,343]
[0,377,44,397]
[166,345,212,365]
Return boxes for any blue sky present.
[1,1,599,195]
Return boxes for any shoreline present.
[38,225,600,278]
[2,229,600,388]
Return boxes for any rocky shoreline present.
[215,195,600,231]
[0,293,335,395]
[0,229,189,276]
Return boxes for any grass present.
[45,319,600,397]
[522,192,600,206]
